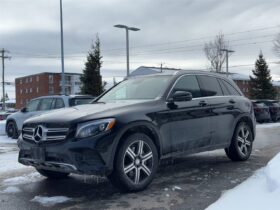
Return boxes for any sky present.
[1,0,280,99]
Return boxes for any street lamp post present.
[114,24,140,77]
[60,0,65,95]
[220,49,235,77]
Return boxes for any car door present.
[167,75,212,153]
[197,75,241,146]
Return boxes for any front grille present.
[22,126,69,142]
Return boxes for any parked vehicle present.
[18,71,256,192]
[252,101,271,123]
[0,111,14,121]
[6,95,94,139]
[254,100,280,122]
[0,99,16,112]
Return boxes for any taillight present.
[254,108,261,113]
[270,107,278,112]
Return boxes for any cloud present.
[1,0,280,98]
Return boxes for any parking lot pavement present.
[0,125,280,210]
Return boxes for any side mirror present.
[21,107,27,113]
[172,91,192,102]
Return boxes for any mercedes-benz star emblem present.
[33,126,43,141]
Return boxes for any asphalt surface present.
[0,124,280,210]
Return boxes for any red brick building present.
[15,72,82,109]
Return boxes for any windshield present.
[97,76,172,102]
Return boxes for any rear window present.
[69,98,94,106]
[220,79,241,96]
[197,75,223,97]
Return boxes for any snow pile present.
[0,135,17,144]
[0,152,26,173]
[31,196,72,207]
[256,122,280,129]
[1,186,21,194]
[0,120,6,135]
[2,172,42,186]
[206,153,280,210]
[265,153,280,191]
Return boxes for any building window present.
[30,77,32,82]
[26,88,28,93]
[20,89,23,94]
[36,76,39,82]
[30,88,33,93]
[20,79,22,84]
[25,78,28,83]
[36,87,39,93]
[49,86,54,94]
[49,75,54,84]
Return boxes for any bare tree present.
[204,32,229,72]
[273,33,280,58]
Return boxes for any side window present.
[38,98,54,111]
[221,80,241,96]
[26,100,40,112]
[173,75,202,98]
[198,76,223,97]
[53,98,65,109]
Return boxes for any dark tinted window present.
[38,98,54,111]
[198,75,223,97]
[173,75,201,98]
[54,98,65,109]
[221,80,241,96]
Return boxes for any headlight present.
[75,118,116,138]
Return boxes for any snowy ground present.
[0,120,6,135]
[256,122,280,129]
[206,152,280,210]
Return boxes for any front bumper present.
[18,132,117,176]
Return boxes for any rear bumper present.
[255,112,270,122]
[18,132,117,176]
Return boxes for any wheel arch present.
[5,118,18,132]
[232,115,255,141]
[109,121,162,171]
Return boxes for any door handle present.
[229,99,236,104]
[199,100,207,107]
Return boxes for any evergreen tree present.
[80,35,104,96]
[249,52,276,99]
[1,93,9,102]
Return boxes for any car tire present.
[36,169,70,179]
[6,120,19,139]
[225,122,253,161]
[108,133,159,192]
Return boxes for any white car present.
[6,95,94,139]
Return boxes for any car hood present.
[25,100,148,124]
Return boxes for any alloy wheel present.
[237,126,251,156]
[123,140,154,184]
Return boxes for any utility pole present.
[1,49,11,111]
[220,49,235,77]
[60,0,65,95]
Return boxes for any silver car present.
[6,95,94,139]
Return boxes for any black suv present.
[18,71,256,192]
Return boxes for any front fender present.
[106,120,162,173]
